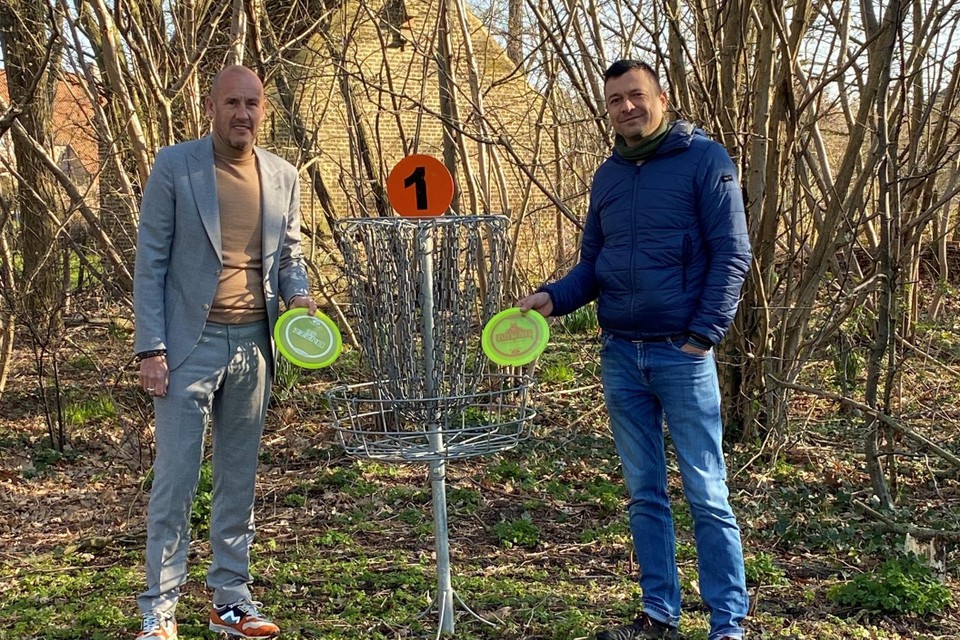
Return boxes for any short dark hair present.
[603,60,662,92]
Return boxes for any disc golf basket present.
[327,215,535,636]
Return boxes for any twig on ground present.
[897,334,960,379]
[536,383,602,398]
[771,377,960,469]
[852,499,960,542]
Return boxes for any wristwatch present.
[136,349,167,361]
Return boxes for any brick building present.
[261,0,587,287]
[0,70,99,192]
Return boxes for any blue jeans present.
[600,333,748,640]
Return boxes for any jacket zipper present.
[631,161,645,315]
[682,233,692,292]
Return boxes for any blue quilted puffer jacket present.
[541,121,752,347]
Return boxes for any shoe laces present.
[227,600,265,618]
[634,613,672,633]
[141,611,170,632]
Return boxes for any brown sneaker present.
[595,613,679,640]
[208,600,279,638]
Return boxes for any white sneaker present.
[136,610,177,639]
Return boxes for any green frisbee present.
[274,308,343,369]
[481,307,550,367]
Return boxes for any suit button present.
[202,303,210,310]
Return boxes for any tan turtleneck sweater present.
[207,134,266,324]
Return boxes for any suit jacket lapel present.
[187,138,222,260]
[255,147,284,273]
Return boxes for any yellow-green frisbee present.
[274,308,342,369]
[481,307,549,367]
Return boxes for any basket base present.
[326,376,535,462]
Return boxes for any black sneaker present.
[595,613,679,640]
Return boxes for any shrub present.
[828,554,953,615]
[540,363,575,384]
[492,514,540,549]
[64,393,116,427]
[272,358,303,402]
[283,493,306,507]
[191,462,214,537]
[561,304,599,334]
[745,551,787,586]
[139,461,213,538]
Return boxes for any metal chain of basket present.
[329,215,534,461]
[327,213,536,635]
[337,215,504,398]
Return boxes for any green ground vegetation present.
[0,307,957,639]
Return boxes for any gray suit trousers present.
[137,320,272,614]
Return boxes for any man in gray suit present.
[133,65,316,640]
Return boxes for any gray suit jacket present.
[133,136,309,370]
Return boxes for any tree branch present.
[853,499,960,542]
[771,376,960,469]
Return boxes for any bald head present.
[210,65,263,98]
[205,65,265,153]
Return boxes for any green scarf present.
[614,118,670,161]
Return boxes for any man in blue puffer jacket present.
[520,60,751,640]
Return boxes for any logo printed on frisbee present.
[481,307,549,367]
[275,308,342,369]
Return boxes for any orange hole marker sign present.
[386,154,455,217]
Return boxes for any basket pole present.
[418,229,455,634]
[332,216,530,635]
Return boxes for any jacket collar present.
[611,120,697,163]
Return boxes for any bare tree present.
[0,0,62,318]
[464,0,960,509]
[0,0,958,507]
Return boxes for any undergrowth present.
[0,310,957,639]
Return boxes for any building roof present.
[0,69,99,178]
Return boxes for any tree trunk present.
[436,0,464,215]
[506,0,523,66]
[0,0,62,322]
[0,210,15,397]
[861,0,906,511]
[227,0,248,65]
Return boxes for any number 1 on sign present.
[385,154,455,217]
[404,166,428,210]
